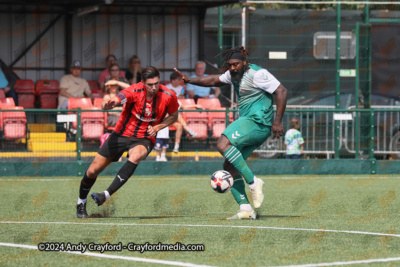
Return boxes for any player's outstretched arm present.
[147,111,179,137]
[174,68,225,87]
[272,84,288,138]
[102,96,121,110]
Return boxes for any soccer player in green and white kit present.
[174,47,287,220]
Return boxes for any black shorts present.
[98,132,154,162]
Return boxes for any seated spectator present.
[102,79,123,127]
[187,61,220,103]
[98,54,125,92]
[125,55,142,84]
[105,63,130,93]
[164,71,198,152]
[58,60,92,109]
[166,71,185,98]
[0,66,18,105]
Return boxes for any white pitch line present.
[1,221,400,238]
[274,256,400,267]
[0,242,214,267]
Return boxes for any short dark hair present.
[170,71,181,81]
[289,118,300,129]
[142,66,160,81]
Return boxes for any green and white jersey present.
[219,64,280,126]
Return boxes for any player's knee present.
[217,141,228,154]
[217,135,231,154]
[86,167,99,178]
[128,154,145,164]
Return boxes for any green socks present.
[223,146,254,184]
[230,175,250,205]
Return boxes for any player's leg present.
[77,153,112,218]
[91,138,153,206]
[223,159,256,220]
[172,121,183,152]
[218,117,270,208]
[217,135,256,183]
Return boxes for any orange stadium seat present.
[36,80,59,109]
[0,99,16,132]
[88,80,103,99]
[179,99,208,139]
[93,97,109,128]
[2,106,27,140]
[0,97,15,107]
[197,98,222,109]
[197,98,233,139]
[68,98,104,139]
[0,90,5,99]
[14,79,35,109]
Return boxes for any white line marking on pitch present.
[273,256,400,267]
[1,221,400,238]
[0,242,213,267]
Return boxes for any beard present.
[230,67,245,83]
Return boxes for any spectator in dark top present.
[125,55,142,84]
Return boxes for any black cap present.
[71,60,81,68]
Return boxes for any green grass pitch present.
[0,174,400,266]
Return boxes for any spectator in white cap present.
[58,60,92,109]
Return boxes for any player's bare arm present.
[102,95,121,110]
[272,84,287,138]
[147,110,179,137]
[174,68,225,87]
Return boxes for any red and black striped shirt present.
[114,83,179,143]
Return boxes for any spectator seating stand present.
[88,80,103,99]
[68,97,105,140]
[0,99,27,141]
[35,80,59,109]
[179,98,208,140]
[197,98,233,139]
[14,79,35,109]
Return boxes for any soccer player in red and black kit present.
[76,66,179,218]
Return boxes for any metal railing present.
[1,107,400,162]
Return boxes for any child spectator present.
[166,71,185,98]
[102,79,123,127]
[166,72,198,152]
[155,127,169,161]
[284,118,304,159]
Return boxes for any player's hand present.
[105,80,118,86]
[173,68,190,84]
[103,99,117,110]
[272,122,284,138]
[147,125,158,137]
